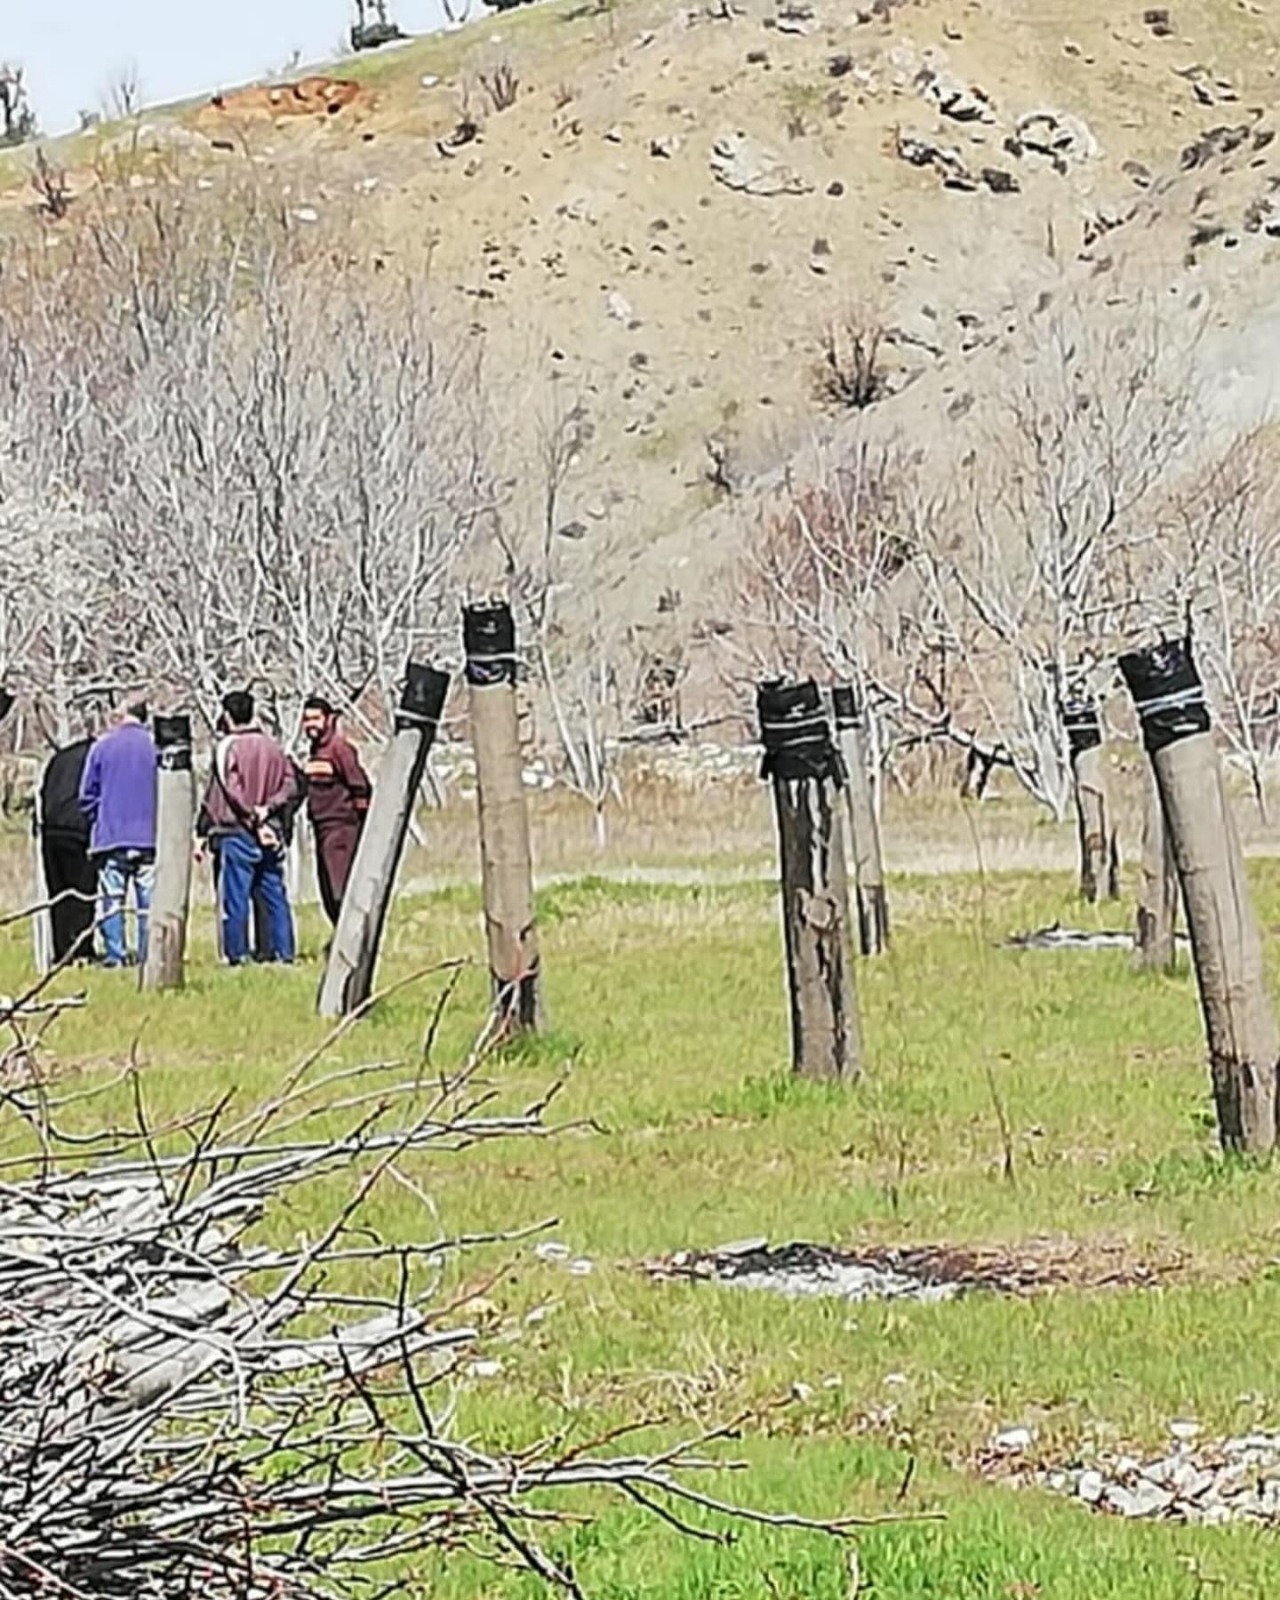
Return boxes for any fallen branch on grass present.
[0,977,897,1597]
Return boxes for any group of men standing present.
[37,691,371,969]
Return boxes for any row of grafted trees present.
[0,182,488,749]
[730,290,1280,832]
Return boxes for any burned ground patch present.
[645,1236,1186,1303]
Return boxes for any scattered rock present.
[828,52,854,77]
[982,167,1019,194]
[915,65,996,123]
[1007,108,1099,170]
[710,131,813,195]
[994,1426,1036,1453]
[1180,121,1268,169]
[1143,7,1175,37]
[606,288,634,322]
[895,127,978,190]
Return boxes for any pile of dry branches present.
[0,977,863,1597]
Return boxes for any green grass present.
[7,858,1280,1595]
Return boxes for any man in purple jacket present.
[78,700,158,968]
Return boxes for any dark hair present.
[303,693,336,717]
[221,690,255,728]
[125,700,149,724]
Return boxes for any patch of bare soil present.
[196,76,370,127]
[645,1236,1188,1302]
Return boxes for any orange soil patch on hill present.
[197,76,369,127]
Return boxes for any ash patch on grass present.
[646,1237,1184,1303]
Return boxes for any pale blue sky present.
[6,1,455,134]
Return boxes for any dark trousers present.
[42,831,96,964]
[314,820,362,926]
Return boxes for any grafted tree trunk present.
[318,664,449,1019]
[758,679,861,1082]
[1134,767,1179,973]
[140,714,195,993]
[1120,638,1277,1154]
[830,684,889,955]
[1061,693,1120,902]
[464,602,542,1035]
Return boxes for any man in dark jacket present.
[198,690,299,966]
[37,738,96,964]
[300,694,371,925]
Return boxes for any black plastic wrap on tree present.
[0,687,13,725]
[396,662,451,736]
[153,714,193,773]
[1060,695,1102,758]
[757,679,844,784]
[830,683,864,733]
[463,602,518,688]
[1118,638,1210,754]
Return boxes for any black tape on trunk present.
[398,662,451,736]
[1061,696,1102,757]
[830,683,863,733]
[0,687,13,725]
[463,602,518,687]
[154,713,193,773]
[1118,638,1210,754]
[757,679,843,784]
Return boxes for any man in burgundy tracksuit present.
[300,695,372,925]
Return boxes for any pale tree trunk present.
[1120,639,1278,1155]
[31,782,53,976]
[318,664,449,1019]
[140,714,195,993]
[1062,696,1120,902]
[464,603,542,1035]
[831,684,889,955]
[758,680,861,1082]
[1134,767,1178,973]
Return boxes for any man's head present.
[115,697,148,727]
[221,690,255,730]
[301,693,336,743]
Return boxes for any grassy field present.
[5,807,1280,1596]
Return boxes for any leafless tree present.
[909,293,1199,815]
[0,63,36,147]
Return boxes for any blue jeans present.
[97,849,155,967]
[216,831,295,966]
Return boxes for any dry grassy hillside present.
[3,0,1279,668]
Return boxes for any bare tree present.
[910,293,1199,816]
[0,63,36,147]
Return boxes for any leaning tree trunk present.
[1119,638,1278,1155]
[1134,766,1179,973]
[317,664,450,1019]
[1062,693,1120,903]
[758,679,861,1082]
[830,684,889,955]
[140,714,195,993]
[464,602,542,1036]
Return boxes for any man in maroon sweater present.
[198,690,299,964]
[300,695,372,925]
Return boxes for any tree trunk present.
[758,680,861,1082]
[1120,639,1278,1154]
[1062,695,1120,902]
[831,684,889,955]
[317,664,449,1020]
[31,784,52,977]
[1134,767,1178,973]
[464,602,542,1035]
[139,715,195,993]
